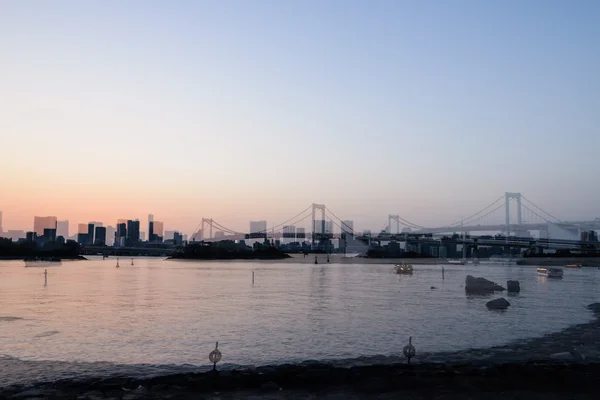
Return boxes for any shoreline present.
[2,303,599,399]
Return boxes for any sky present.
[1,0,599,235]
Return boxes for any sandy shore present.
[2,303,599,399]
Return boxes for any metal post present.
[505,192,510,237]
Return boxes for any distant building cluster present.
[0,211,185,249]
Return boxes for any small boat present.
[394,264,413,274]
[565,264,581,268]
[537,267,563,278]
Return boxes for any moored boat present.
[537,267,563,278]
[394,264,413,274]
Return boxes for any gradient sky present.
[1,0,599,235]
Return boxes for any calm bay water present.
[1,257,599,386]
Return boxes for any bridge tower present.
[504,192,523,235]
[388,215,400,234]
[311,203,326,247]
[202,218,213,240]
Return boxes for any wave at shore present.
[2,303,599,398]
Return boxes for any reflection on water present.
[0,258,599,369]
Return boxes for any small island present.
[0,237,86,260]
[168,241,291,260]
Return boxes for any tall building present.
[148,221,154,242]
[94,226,107,246]
[33,216,57,236]
[78,223,88,234]
[173,231,183,245]
[153,221,164,238]
[116,223,127,246]
[313,220,333,234]
[250,220,267,234]
[77,233,89,245]
[105,226,116,246]
[87,223,95,245]
[57,220,69,238]
[0,210,3,233]
[296,227,306,239]
[126,220,140,245]
[43,228,57,242]
[283,225,296,238]
[164,230,175,240]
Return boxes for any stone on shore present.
[465,275,505,294]
[486,298,510,310]
[587,303,600,314]
[507,280,520,293]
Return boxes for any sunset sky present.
[1,0,599,235]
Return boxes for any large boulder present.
[465,275,505,294]
[486,297,510,310]
[507,280,520,293]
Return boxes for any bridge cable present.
[203,205,314,236]
[520,196,562,223]
[443,195,505,228]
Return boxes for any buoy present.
[209,342,222,371]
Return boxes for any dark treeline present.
[169,241,291,260]
[0,238,83,259]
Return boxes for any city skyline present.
[1,192,599,240]
[1,1,599,235]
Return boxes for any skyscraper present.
[87,223,95,245]
[148,214,154,242]
[283,225,296,238]
[0,210,3,233]
[57,220,69,238]
[148,221,154,241]
[126,220,140,245]
[33,216,57,236]
[105,226,116,246]
[94,226,107,246]
[250,220,267,239]
[116,223,127,246]
[43,228,57,242]
[153,221,164,239]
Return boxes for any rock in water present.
[507,280,520,293]
[465,275,505,294]
[486,298,510,310]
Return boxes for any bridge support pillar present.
[505,192,523,236]
[311,203,325,249]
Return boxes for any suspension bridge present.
[190,192,600,245]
